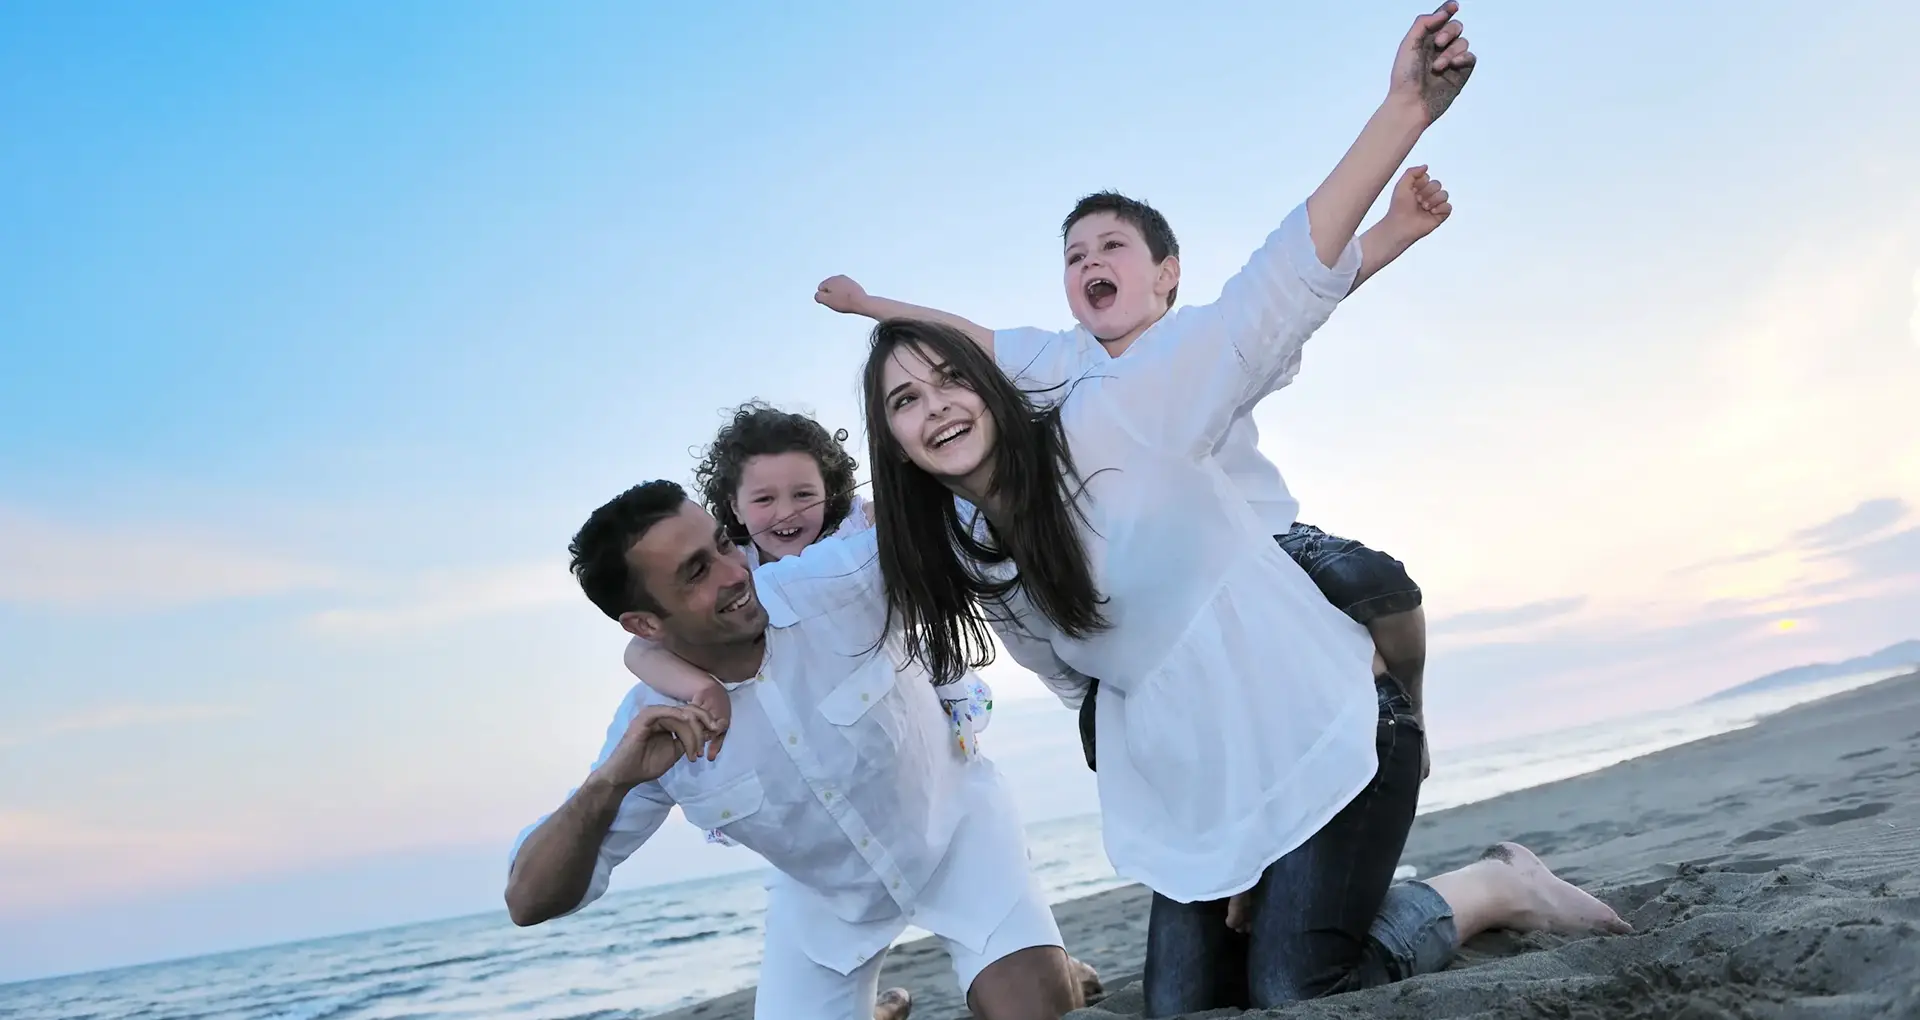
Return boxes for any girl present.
[858,10,1626,1014]
[623,403,1096,1012]
[626,401,992,775]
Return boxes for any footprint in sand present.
[1731,803,1892,844]
[1799,802,1892,827]
[1733,820,1802,845]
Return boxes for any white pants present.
[751,870,1063,1020]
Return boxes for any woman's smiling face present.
[879,342,997,499]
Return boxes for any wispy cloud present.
[1826,526,1920,582]
[1791,498,1909,552]
[0,809,265,913]
[1668,496,1914,582]
[0,508,340,611]
[1430,596,1588,637]
[0,702,247,750]
[305,561,576,636]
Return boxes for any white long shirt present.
[994,324,1302,534]
[512,529,1032,974]
[980,204,1380,904]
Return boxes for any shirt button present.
[860,693,870,702]
[823,791,834,802]
[788,734,798,745]
[720,810,732,820]
[860,837,870,848]
[891,879,901,890]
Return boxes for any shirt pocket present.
[816,663,906,759]
[818,662,896,726]
[678,772,768,838]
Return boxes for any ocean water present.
[1,669,1900,1020]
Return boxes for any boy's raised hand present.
[815,275,870,315]
[1390,2,1475,125]
[1383,165,1452,242]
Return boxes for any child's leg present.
[1275,522,1426,706]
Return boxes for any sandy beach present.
[659,671,1920,1019]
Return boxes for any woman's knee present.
[1246,940,1362,1007]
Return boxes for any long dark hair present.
[861,319,1107,684]
[693,401,859,551]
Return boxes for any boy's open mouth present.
[1084,277,1118,310]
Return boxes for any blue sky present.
[3,0,1919,983]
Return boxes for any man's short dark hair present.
[569,480,689,621]
[1062,191,1181,306]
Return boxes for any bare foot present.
[1481,842,1632,935]
[874,986,912,1020]
[1069,956,1104,1004]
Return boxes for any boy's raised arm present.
[1306,2,1474,268]
[816,275,996,353]
[1350,164,1453,294]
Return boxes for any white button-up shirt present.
[513,529,1031,974]
[994,304,1305,536]
[979,204,1380,904]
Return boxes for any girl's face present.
[878,343,997,501]
[732,451,830,562]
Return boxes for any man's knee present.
[967,945,1082,1020]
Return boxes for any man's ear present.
[1155,254,1181,307]
[620,610,665,643]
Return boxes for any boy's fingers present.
[1434,36,1470,70]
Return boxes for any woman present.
[856,14,1628,1014]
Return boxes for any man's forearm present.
[504,773,632,926]
[855,296,995,352]
[1306,102,1427,269]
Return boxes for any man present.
[505,481,1083,1020]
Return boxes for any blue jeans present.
[1140,675,1455,1015]
[1274,521,1423,625]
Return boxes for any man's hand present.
[591,705,724,790]
[1380,165,1452,246]
[815,275,871,316]
[1389,2,1475,125]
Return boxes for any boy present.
[815,152,1453,781]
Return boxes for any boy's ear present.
[1155,254,1181,305]
[620,610,665,642]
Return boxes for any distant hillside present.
[1703,640,1920,702]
